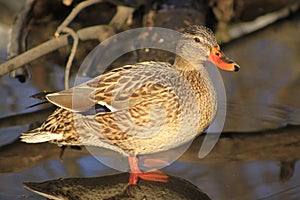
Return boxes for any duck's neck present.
[173,56,196,71]
[173,55,207,75]
[173,55,215,98]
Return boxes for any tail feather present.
[20,108,74,144]
[20,129,63,143]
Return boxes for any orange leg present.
[128,156,168,185]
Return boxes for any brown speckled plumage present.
[21,25,239,157]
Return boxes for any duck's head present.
[175,25,240,72]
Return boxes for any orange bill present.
[208,45,240,72]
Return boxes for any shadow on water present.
[0,1,300,200]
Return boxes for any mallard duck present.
[21,25,239,184]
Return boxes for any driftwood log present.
[1,125,299,183]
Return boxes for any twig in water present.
[0,107,55,128]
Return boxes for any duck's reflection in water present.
[23,173,211,200]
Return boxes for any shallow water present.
[1,129,300,200]
[0,1,300,200]
[221,17,300,132]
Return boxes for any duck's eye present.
[194,37,200,43]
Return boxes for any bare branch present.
[0,25,115,77]
[60,27,79,89]
[55,0,104,36]
[228,1,300,41]
[8,0,36,82]
[109,5,134,29]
